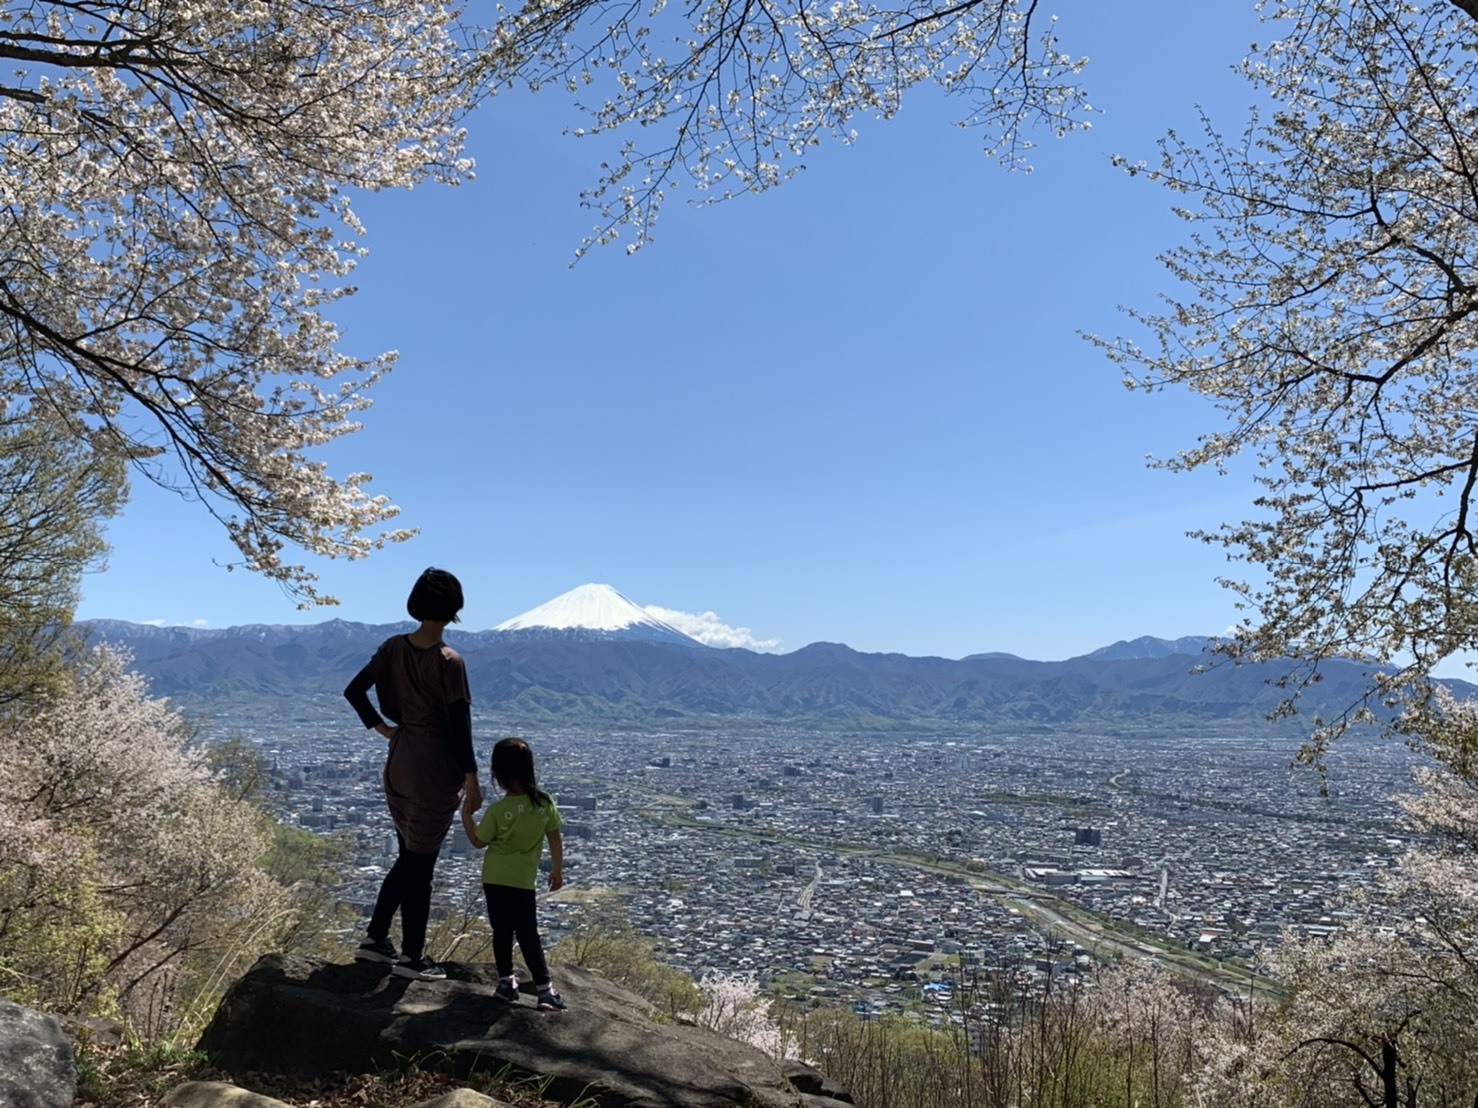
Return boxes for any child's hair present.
[492,737,551,807]
[407,567,463,623]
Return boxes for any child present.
[463,737,566,1010]
[345,567,482,981]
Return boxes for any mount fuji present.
[492,584,701,648]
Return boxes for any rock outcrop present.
[197,955,852,1108]
[160,1081,516,1108]
[0,998,77,1108]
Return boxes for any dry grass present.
[73,1039,575,1108]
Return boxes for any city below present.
[218,702,1421,1030]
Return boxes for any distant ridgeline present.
[77,619,1432,730]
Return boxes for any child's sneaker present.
[494,974,519,1002]
[536,985,567,1011]
[354,937,398,964]
[391,954,447,981]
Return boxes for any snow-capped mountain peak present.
[493,584,700,647]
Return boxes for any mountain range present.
[79,585,1414,730]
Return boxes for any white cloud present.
[644,605,781,651]
[142,619,166,627]
[192,619,209,627]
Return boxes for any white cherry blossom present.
[1098,0,1478,764]
[0,646,293,1016]
[0,0,476,604]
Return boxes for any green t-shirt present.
[476,793,562,889]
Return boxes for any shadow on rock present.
[197,954,852,1108]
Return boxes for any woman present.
[344,567,482,980]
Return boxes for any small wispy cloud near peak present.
[142,619,166,627]
[192,619,209,627]
[643,605,781,651]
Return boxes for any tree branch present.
[1448,0,1478,24]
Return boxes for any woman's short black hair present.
[407,567,464,623]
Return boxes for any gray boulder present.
[0,999,76,1108]
[412,1092,516,1108]
[197,955,850,1108]
[160,1082,293,1108]
[779,1062,853,1104]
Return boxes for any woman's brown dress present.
[350,635,471,852]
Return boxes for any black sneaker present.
[536,985,567,1011]
[494,974,520,1002]
[392,954,447,981]
[354,937,398,964]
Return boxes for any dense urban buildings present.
[228,710,1422,1023]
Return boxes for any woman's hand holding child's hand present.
[460,808,485,849]
[462,776,483,814]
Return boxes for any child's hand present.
[549,868,564,892]
[462,818,486,850]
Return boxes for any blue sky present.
[76,2,1278,661]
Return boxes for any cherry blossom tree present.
[495,0,1092,253]
[0,646,293,1022]
[0,0,477,605]
[1087,7,1478,1092]
[1084,961,1209,1107]
[1099,0,1478,761]
[1193,694,1478,1106]
[697,970,785,1057]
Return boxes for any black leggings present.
[484,883,550,985]
[368,832,440,959]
